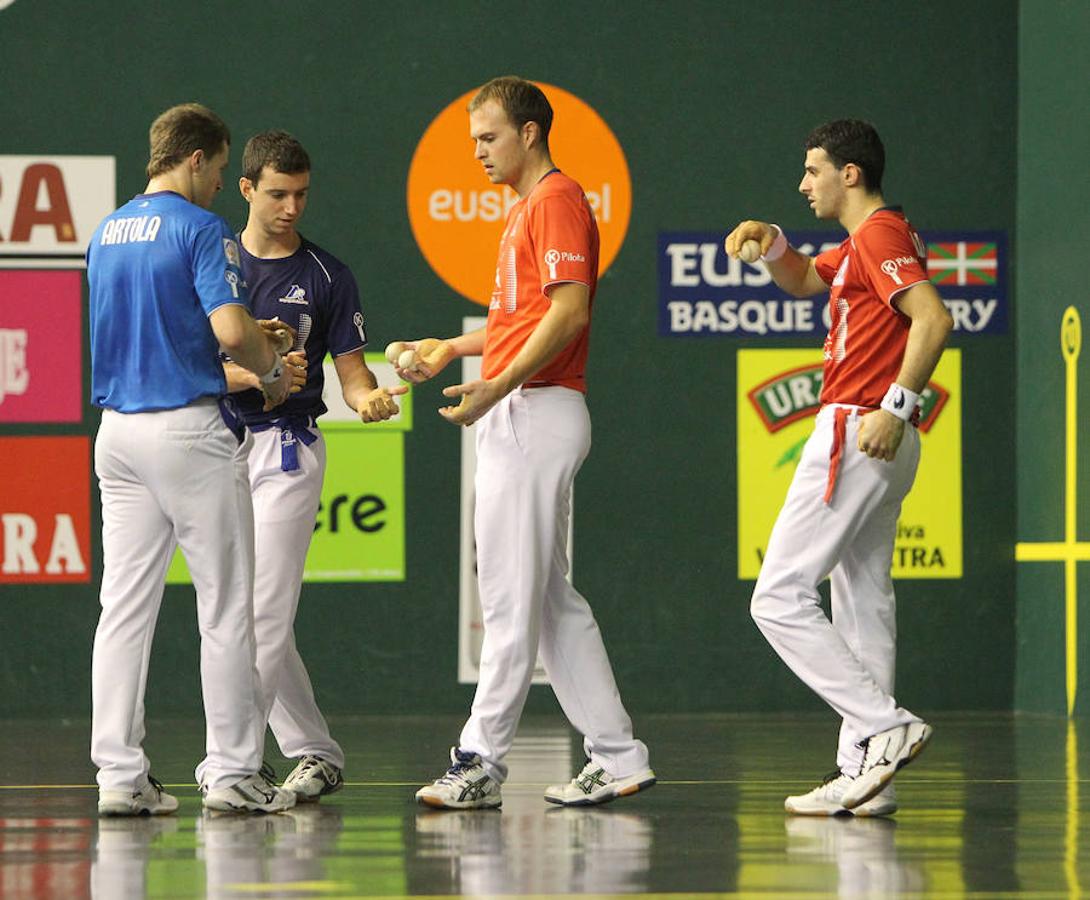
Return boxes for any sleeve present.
[853,219,929,306]
[813,244,844,286]
[325,265,367,356]
[192,219,249,316]
[528,191,595,291]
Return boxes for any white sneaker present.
[415,748,502,810]
[282,756,344,803]
[785,770,897,817]
[202,768,296,814]
[98,776,179,817]
[544,760,657,807]
[841,721,933,810]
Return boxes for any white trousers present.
[750,405,922,773]
[245,425,343,768]
[459,387,650,783]
[91,401,263,791]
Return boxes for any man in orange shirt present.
[395,76,654,809]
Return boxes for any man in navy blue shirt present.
[88,103,297,816]
[222,130,406,801]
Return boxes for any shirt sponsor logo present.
[223,237,241,267]
[353,311,366,343]
[658,230,1008,337]
[278,284,308,305]
[225,269,240,298]
[0,156,115,263]
[543,248,585,280]
[880,255,919,286]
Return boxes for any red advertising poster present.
[1,436,91,583]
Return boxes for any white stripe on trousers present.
[91,401,264,791]
[459,386,650,783]
[750,404,923,773]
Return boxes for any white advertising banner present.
[0,155,116,266]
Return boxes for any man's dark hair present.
[242,130,311,185]
[805,119,885,193]
[468,76,553,148]
[146,103,230,178]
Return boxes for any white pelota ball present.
[398,348,417,370]
[385,341,406,363]
[739,239,762,263]
[272,328,293,354]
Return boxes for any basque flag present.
[927,241,998,286]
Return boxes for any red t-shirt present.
[814,208,929,407]
[481,171,599,393]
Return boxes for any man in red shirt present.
[396,77,654,809]
[725,120,953,816]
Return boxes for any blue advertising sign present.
[658,230,1007,337]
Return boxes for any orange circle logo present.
[407,83,631,306]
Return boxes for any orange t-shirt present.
[813,208,929,407]
[481,171,599,392]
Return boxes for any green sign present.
[167,353,408,584]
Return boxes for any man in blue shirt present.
[222,130,406,801]
[88,103,297,816]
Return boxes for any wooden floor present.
[0,712,1086,898]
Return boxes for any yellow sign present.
[1015,306,1087,716]
[737,349,963,580]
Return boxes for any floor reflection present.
[92,816,177,899]
[3,713,1090,897]
[411,798,653,895]
[784,816,925,897]
[198,805,345,898]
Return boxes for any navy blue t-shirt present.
[230,236,367,425]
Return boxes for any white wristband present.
[880,383,920,421]
[762,225,788,262]
[259,359,283,385]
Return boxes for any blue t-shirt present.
[88,191,246,412]
[228,236,367,426]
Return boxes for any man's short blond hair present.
[468,77,553,147]
[146,103,230,178]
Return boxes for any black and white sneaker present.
[415,748,502,810]
[785,770,897,816]
[202,764,296,814]
[98,775,179,817]
[282,755,344,803]
[841,722,932,809]
[544,759,656,806]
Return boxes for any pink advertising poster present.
[0,270,82,422]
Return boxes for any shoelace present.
[147,775,166,797]
[296,756,326,777]
[821,769,847,786]
[291,757,340,787]
[259,761,278,783]
[438,753,480,785]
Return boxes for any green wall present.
[1015,1,1090,714]
[0,0,1017,718]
